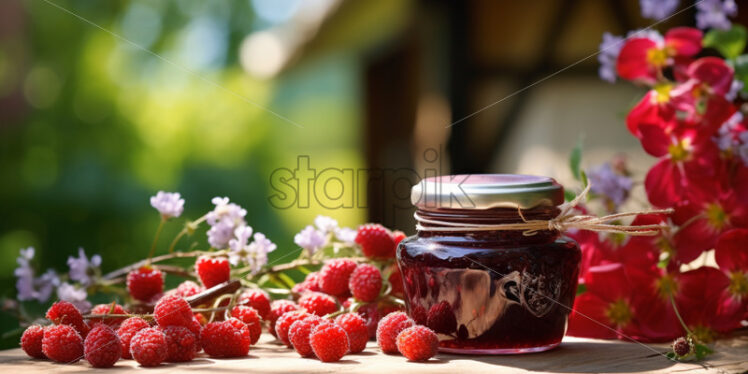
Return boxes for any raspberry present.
[376,311,414,354]
[673,337,692,357]
[275,311,309,347]
[200,319,250,357]
[175,280,204,298]
[310,322,349,362]
[292,272,322,295]
[396,325,438,361]
[42,324,83,363]
[318,259,357,296]
[127,266,164,302]
[161,325,198,362]
[426,301,457,334]
[154,295,193,328]
[355,224,396,259]
[334,313,368,353]
[117,317,149,359]
[89,303,128,327]
[20,325,45,359]
[238,289,271,319]
[391,230,407,246]
[387,264,405,298]
[45,301,88,337]
[288,315,324,357]
[130,328,167,367]
[356,302,381,338]
[349,264,382,302]
[195,256,230,288]
[410,305,428,325]
[84,324,121,368]
[189,316,203,351]
[299,292,339,316]
[231,306,262,344]
[267,300,297,337]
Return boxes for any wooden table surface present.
[1,331,746,373]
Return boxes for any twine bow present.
[414,183,673,236]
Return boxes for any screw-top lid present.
[411,174,564,210]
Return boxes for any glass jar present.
[397,174,581,354]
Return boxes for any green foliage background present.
[0,0,368,348]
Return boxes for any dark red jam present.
[397,205,581,354]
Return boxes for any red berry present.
[45,301,89,337]
[355,224,396,259]
[267,300,297,337]
[154,295,193,328]
[275,311,309,347]
[376,311,414,354]
[349,264,382,302]
[426,301,457,334]
[673,337,692,357]
[161,325,198,362]
[334,313,369,353]
[391,230,406,247]
[127,266,164,302]
[20,325,45,359]
[42,324,83,363]
[318,259,357,296]
[231,306,262,344]
[195,256,230,288]
[410,305,428,325]
[292,272,322,295]
[200,319,250,358]
[396,325,438,361]
[238,289,271,319]
[130,328,167,367]
[89,303,128,327]
[387,264,405,298]
[356,302,381,338]
[175,280,204,298]
[117,317,149,359]
[299,292,339,316]
[288,315,324,357]
[84,324,121,368]
[310,322,349,362]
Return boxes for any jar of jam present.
[397,174,581,354]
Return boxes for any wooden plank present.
[1,331,745,373]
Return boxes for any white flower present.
[228,225,254,266]
[334,227,358,245]
[294,225,327,254]
[314,215,338,234]
[227,226,276,274]
[67,247,102,286]
[206,197,247,249]
[150,191,185,219]
[57,282,91,313]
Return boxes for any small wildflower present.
[67,247,101,286]
[206,197,247,249]
[725,79,743,101]
[587,163,633,206]
[640,0,680,20]
[314,215,338,234]
[228,225,254,266]
[598,32,624,83]
[696,0,737,30]
[57,282,91,313]
[294,225,327,254]
[150,191,185,219]
[334,227,357,244]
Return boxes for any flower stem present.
[669,292,693,337]
[167,228,188,254]
[147,218,167,264]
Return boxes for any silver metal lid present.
[411,174,564,210]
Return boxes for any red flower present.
[626,85,677,137]
[670,58,736,134]
[641,125,722,208]
[671,178,748,264]
[715,229,748,303]
[617,28,702,84]
[674,267,741,341]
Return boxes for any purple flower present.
[640,0,680,20]
[150,191,185,219]
[206,197,247,249]
[294,225,327,254]
[246,233,276,274]
[228,225,253,266]
[334,227,357,244]
[35,269,59,303]
[696,0,737,30]
[314,215,338,234]
[586,163,634,206]
[598,32,624,83]
[738,131,748,165]
[67,247,101,286]
[726,79,743,101]
[57,282,91,313]
[15,247,36,301]
[714,112,743,151]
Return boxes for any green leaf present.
[576,283,587,295]
[564,189,576,202]
[704,25,747,59]
[569,136,584,181]
[693,343,713,360]
[731,54,748,97]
